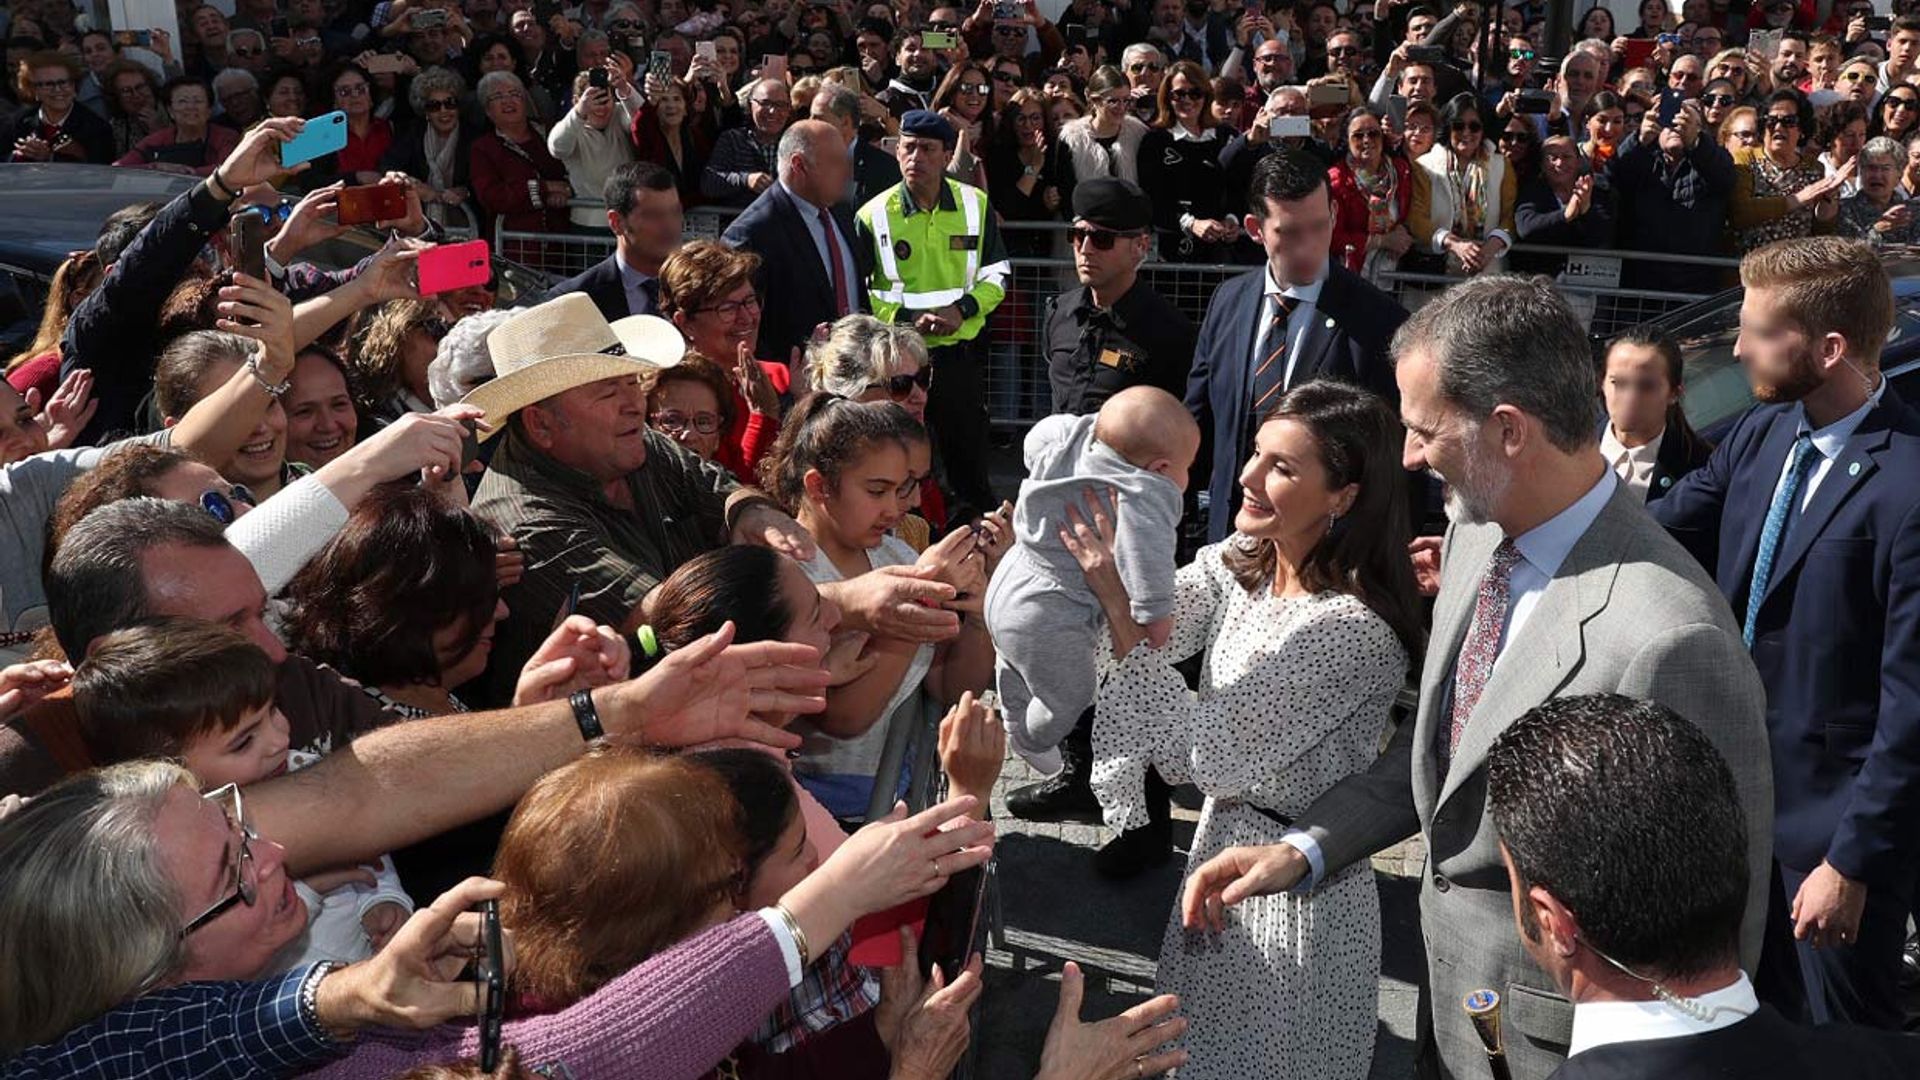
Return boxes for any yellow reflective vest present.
[854,176,1010,347]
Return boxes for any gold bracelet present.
[772,902,811,969]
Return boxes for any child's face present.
[181,703,293,790]
[813,442,912,550]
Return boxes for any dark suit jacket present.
[1185,263,1407,540]
[1550,1004,1920,1080]
[721,183,873,361]
[540,254,633,322]
[853,138,901,207]
[1652,388,1920,887]
[1598,418,1715,504]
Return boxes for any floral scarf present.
[1353,158,1399,235]
[1446,147,1488,240]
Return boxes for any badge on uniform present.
[949,234,979,251]
[1098,348,1126,368]
[894,239,912,260]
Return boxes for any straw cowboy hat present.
[461,292,685,440]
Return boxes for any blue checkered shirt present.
[1,964,341,1079]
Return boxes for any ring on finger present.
[931,856,942,878]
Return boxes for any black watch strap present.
[569,689,604,742]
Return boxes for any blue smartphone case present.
[279,111,348,168]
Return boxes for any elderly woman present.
[427,308,513,409]
[1513,134,1614,278]
[659,240,788,482]
[1837,136,1920,247]
[1730,89,1846,253]
[100,58,164,157]
[639,352,761,473]
[1408,92,1517,277]
[113,76,238,176]
[1058,66,1146,185]
[264,68,308,118]
[470,69,572,240]
[379,66,475,228]
[1719,104,1759,153]
[1328,106,1412,282]
[549,61,641,230]
[631,75,713,208]
[803,313,943,533]
[347,299,449,427]
[1820,102,1869,199]
[324,61,396,184]
[8,50,116,162]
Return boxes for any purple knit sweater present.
[303,913,789,1080]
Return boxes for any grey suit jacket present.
[1294,479,1774,1080]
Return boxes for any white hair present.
[1121,43,1161,70]
[429,308,515,409]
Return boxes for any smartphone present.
[336,183,408,226]
[1515,89,1554,115]
[649,50,673,81]
[363,52,410,75]
[113,29,153,47]
[1656,87,1685,128]
[918,864,988,981]
[1405,44,1446,64]
[1387,93,1409,129]
[411,7,449,29]
[993,0,1019,17]
[1749,29,1781,58]
[417,240,493,296]
[761,54,787,80]
[279,110,348,168]
[1308,81,1349,108]
[228,210,271,282]
[1656,31,1680,46]
[1244,0,1263,14]
[1620,37,1654,69]
[1064,23,1088,46]
[475,899,505,1073]
[460,418,482,473]
[588,65,610,89]
[922,29,956,49]
[1270,115,1312,138]
[270,16,291,39]
[1870,14,1893,30]
[696,40,717,61]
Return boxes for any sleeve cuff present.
[754,908,805,987]
[1430,228,1451,253]
[1487,229,1514,249]
[1279,831,1325,892]
[955,295,980,319]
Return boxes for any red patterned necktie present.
[1449,539,1522,754]
[820,207,852,317]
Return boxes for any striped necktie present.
[1250,293,1296,421]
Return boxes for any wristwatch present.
[1023,164,1041,178]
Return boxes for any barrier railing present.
[492,213,1728,428]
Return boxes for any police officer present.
[1042,178,1198,415]
[856,108,1009,521]
[1010,178,1198,879]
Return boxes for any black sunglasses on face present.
[424,97,459,111]
[1170,87,1206,101]
[1451,120,1482,132]
[1764,114,1799,128]
[868,367,934,397]
[1070,226,1146,249]
[1702,92,1735,106]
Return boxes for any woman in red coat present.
[470,69,572,249]
[1326,106,1414,283]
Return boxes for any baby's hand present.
[1145,617,1174,649]
[362,900,409,952]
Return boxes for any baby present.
[984,386,1201,775]
[72,619,412,966]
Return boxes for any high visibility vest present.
[856,177,1008,347]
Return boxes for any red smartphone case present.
[417,240,491,296]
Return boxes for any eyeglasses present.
[992,70,1022,83]
[1702,92,1735,107]
[336,82,371,97]
[424,97,459,111]
[31,78,72,91]
[200,483,257,524]
[866,366,934,398]
[651,409,722,435]
[180,784,259,938]
[1069,225,1146,249]
[1128,61,1165,73]
[1351,127,1384,141]
[1729,127,1758,142]
[694,294,762,317]
[295,36,321,47]
[1451,119,1483,133]
[1170,87,1206,101]
[1328,45,1360,56]
[1253,52,1284,64]
[234,46,262,57]
[1764,114,1800,128]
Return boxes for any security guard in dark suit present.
[1013,179,1198,879]
[1041,179,1199,416]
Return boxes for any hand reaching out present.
[27,369,97,451]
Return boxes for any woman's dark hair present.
[1498,116,1542,181]
[1872,84,1920,138]
[1700,76,1736,103]
[282,485,500,687]
[1578,2,1615,37]
[317,59,377,107]
[158,74,210,111]
[1579,89,1624,128]
[1821,101,1870,150]
[465,32,528,83]
[46,443,196,565]
[1765,87,1816,142]
[638,351,739,435]
[757,393,917,515]
[1438,92,1484,152]
[1339,105,1387,155]
[689,747,800,891]
[1602,324,1706,461]
[1151,59,1210,130]
[1223,380,1424,664]
[644,544,792,649]
[931,59,992,115]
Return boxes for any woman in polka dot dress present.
[1066,383,1425,1080]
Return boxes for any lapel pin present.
[1324,317,1336,330]
[1849,461,1862,477]
[1660,476,1672,488]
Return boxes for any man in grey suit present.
[1179,277,1775,1080]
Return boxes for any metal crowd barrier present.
[494,212,1732,428]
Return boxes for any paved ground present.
[971,752,1427,1080]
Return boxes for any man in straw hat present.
[466,294,817,702]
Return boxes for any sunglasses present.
[1842,70,1874,82]
[1510,48,1535,60]
[1729,128,1758,141]
[1129,61,1165,73]
[1891,97,1920,111]
[1702,93,1736,106]
[1451,120,1483,132]
[424,97,459,111]
[1170,87,1207,101]
[958,81,990,94]
[1764,114,1800,128]
[1497,129,1527,141]
[1069,225,1146,249]
[867,367,934,397]
[200,484,257,525]
[991,70,1021,83]
[1350,127,1384,141]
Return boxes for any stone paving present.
[970,751,1428,1080]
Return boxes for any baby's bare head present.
[1094,386,1203,483]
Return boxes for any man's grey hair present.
[409,64,468,114]
[226,28,266,52]
[810,81,860,123]
[428,308,514,408]
[575,28,610,55]
[1391,274,1599,452]
[776,121,839,182]
[1862,135,1904,167]
[806,314,930,398]
[0,761,194,1056]
[1120,42,1161,71]
[46,497,230,658]
[211,67,257,95]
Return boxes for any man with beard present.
[1180,273,1772,1080]
[1652,238,1920,1031]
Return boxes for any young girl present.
[758,394,1000,822]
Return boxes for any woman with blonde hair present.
[804,314,944,534]
[348,299,450,426]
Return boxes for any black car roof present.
[0,164,198,275]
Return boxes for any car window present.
[1674,279,1920,433]
[0,267,48,361]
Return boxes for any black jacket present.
[1550,1005,1920,1080]
[1610,131,1736,293]
[721,182,873,361]
[541,254,637,323]
[853,137,901,208]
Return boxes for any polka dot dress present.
[1092,542,1408,1080]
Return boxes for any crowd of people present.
[5,0,1920,1079]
